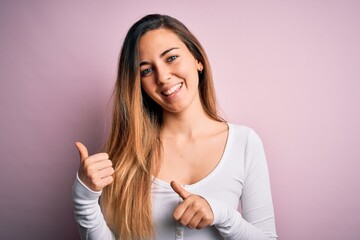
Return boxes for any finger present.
[75,142,89,162]
[83,160,113,181]
[196,219,211,229]
[175,205,194,226]
[173,200,190,221]
[99,175,114,188]
[187,212,203,229]
[93,166,115,180]
[96,159,113,170]
[170,181,191,200]
[173,197,201,224]
[85,154,111,167]
[83,166,114,192]
[92,175,114,191]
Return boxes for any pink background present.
[1,1,359,239]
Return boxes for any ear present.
[197,60,204,72]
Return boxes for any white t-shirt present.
[72,124,278,239]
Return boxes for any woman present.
[73,14,278,240]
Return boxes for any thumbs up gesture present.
[170,181,214,229]
[75,142,115,192]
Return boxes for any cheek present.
[177,62,198,79]
[141,80,156,96]
[182,64,200,85]
[185,56,200,73]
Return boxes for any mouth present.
[161,83,183,97]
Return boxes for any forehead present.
[139,28,187,58]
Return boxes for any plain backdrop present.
[1,1,359,239]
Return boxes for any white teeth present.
[162,83,182,96]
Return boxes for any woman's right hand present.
[75,142,115,192]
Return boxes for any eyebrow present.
[140,47,179,67]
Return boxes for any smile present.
[162,83,183,96]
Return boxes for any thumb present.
[75,141,89,162]
[170,181,191,200]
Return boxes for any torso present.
[151,124,262,240]
[157,121,229,185]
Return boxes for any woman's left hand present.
[170,181,214,229]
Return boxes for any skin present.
[139,29,228,229]
[139,28,204,116]
[75,142,114,192]
[75,28,228,230]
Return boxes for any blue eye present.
[167,55,178,62]
[141,68,152,77]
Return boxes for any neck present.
[163,113,205,137]
[161,100,217,138]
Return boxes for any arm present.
[72,142,115,240]
[207,130,277,239]
[72,174,115,240]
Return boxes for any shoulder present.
[226,122,265,157]
[227,123,268,174]
[227,123,262,143]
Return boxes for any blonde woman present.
[72,14,278,240]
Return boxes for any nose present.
[156,64,172,84]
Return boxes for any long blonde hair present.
[101,14,223,240]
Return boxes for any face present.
[139,28,203,114]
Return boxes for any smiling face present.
[139,28,204,115]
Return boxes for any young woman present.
[72,14,278,240]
